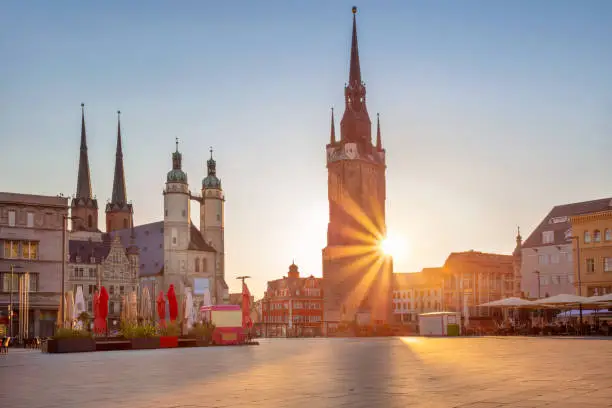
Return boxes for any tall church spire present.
[106,110,133,233]
[111,110,127,205]
[349,6,362,87]
[340,6,372,149]
[71,102,99,232]
[76,103,92,199]
[330,107,336,144]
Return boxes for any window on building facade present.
[604,257,612,272]
[538,254,549,265]
[550,254,559,264]
[552,275,560,285]
[584,231,591,243]
[120,286,125,295]
[1,273,37,292]
[110,285,115,295]
[27,212,34,227]
[568,275,575,284]
[586,258,595,273]
[202,259,207,272]
[195,258,200,272]
[3,240,19,258]
[22,241,38,260]
[8,211,15,227]
[594,230,601,242]
[542,231,554,244]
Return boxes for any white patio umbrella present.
[479,297,536,307]
[73,286,87,329]
[584,293,612,304]
[533,294,590,306]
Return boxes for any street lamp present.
[533,270,541,299]
[8,264,23,337]
[59,214,82,328]
[569,235,583,331]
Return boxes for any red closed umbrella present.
[242,282,253,329]
[97,287,109,334]
[167,284,178,322]
[156,291,166,328]
[93,290,101,334]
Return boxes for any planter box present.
[159,336,178,348]
[130,337,160,350]
[47,337,96,353]
[195,339,211,347]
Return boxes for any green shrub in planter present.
[158,321,180,337]
[188,322,216,345]
[48,328,95,353]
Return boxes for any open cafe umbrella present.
[167,284,178,322]
[585,293,612,304]
[479,297,536,308]
[533,294,590,306]
[156,291,166,328]
[73,286,87,329]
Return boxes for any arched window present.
[195,258,200,272]
[88,214,92,228]
[594,230,601,242]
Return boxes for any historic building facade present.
[262,262,324,337]
[67,105,139,329]
[570,208,612,297]
[521,198,612,298]
[0,192,68,337]
[442,251,515,324]
[392,268,444,324]
[322,8,392,331]
[112,142,229,310]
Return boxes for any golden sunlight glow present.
[379,232,407,260]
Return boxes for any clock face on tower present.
[344,143,357,160]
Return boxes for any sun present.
[379,233,406,259]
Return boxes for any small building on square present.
[392,268,444,324]
[262,262,323,337]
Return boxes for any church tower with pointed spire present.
[105,111,134,233]
[513,227,523,297]
[322,7,391,330]
[71,103,99,232]
[200,147,225,286]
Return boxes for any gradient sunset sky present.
[1,1,611,297]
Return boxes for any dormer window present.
[542,231,554,244]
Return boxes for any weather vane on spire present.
[209,146,214,159]
[175,137,179,151]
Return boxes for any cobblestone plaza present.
[2,337,612,408]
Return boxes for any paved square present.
[1,337,612,407]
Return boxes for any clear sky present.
[1,1,611,298]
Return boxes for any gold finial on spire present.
[352,6,357,14]
[175,137,179,152]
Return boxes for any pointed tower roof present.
[76,103,93,199]
[376,112,382,151]
[349,6,362,87]
[340,7,372,148]
[110,110,128,205]
[330,107,336,144]
[513,226,522,257]
[203,146,221,189]
[167,137,188,183]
